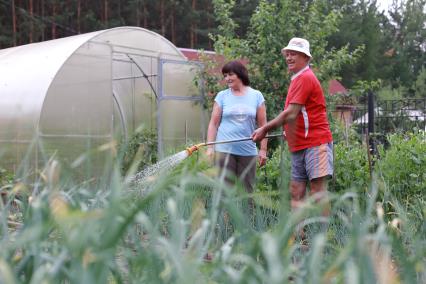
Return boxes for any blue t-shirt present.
[214,87,265,156]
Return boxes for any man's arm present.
[252,103,302,142]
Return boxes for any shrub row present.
[256,131,425,212]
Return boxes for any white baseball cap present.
[282,37,312,58]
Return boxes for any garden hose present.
[185,133,284,156]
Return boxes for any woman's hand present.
[258,149,267,167]
[205,147,215,164]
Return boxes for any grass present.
[0,144,425,283]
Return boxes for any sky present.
[376,0,393,12]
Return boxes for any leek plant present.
[0,142,424,283]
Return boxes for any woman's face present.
[223,72,242,89]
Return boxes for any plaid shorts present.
[290,142,334,181]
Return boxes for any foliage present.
[255,129,425,218]
[376,84,405,100]
[0,146,424,283]
[256,132,371,196]
[329,116,363,146]
[351,79,383,96]
[331,140,371,193]
[208,0,364,118]
[256,143,290,193]
[0,1,425,280]
[413,67,426,98]
[118,127,157,175]
[0,168,14,186]
[193,51,224,110]
[210,0,248,59]
[329,91,359,105]
[1,0,424,98]
[0,0,220,49]
[376,131,426,207]
[388,0,426,89]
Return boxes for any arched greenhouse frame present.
[0,26,207,177]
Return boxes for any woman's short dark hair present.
[221,60,250,86]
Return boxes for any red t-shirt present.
[284,67,333,152]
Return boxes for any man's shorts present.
[290,142,333,181]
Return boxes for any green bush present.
[256,139,371,196]
[0,167,14,186]
[376,131,426,207]
[330,141,371,193]
[118,127,157,175]
[256,144,290,193]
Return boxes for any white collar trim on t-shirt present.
[291,65,310,81]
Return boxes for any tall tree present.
[11,0,17,46]
[160,0,166,36]
[40,0,45,40]
[170,0,176,43]
[51,0,57,39]
[28,0,33,42]
[388,0,426,92]
[232,0,259,38]
[326,0,386,87]
[77,0,81,33]
[103,0,109,26]
[356,0,382,81]
[190,0,197,48]
[210,0,362,117]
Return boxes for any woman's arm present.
[256,102,268,166]
[206,102,222,155]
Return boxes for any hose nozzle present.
[186,143,205,156]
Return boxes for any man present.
[252,37,333,213]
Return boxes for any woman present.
[206,60,268,197]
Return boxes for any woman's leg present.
[236,155,257,194]
[236,155,257,222]
[215,152,237,186]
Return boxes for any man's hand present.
[252,127,267,143]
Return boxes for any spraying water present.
[129,133,283,188]
[130,150,189,186]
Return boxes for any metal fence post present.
[367,90,376,156]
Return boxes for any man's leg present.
[290,180,307,210]
[310,176,330,216]
[306,143,333,216]
[290,180,308,243]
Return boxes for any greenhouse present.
[0,26,206,176]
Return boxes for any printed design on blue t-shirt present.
[229,104,251,123]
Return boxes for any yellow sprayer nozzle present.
[185,143,205,156]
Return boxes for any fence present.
[332,96,425,134]
[331,95,425,152]
[358,96,425,133]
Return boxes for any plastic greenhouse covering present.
[0,27,206,178]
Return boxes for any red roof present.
[328,79,348,95]
[178,48,249,66]
[179,48,223,62]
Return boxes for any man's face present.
[283,50,309,73]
